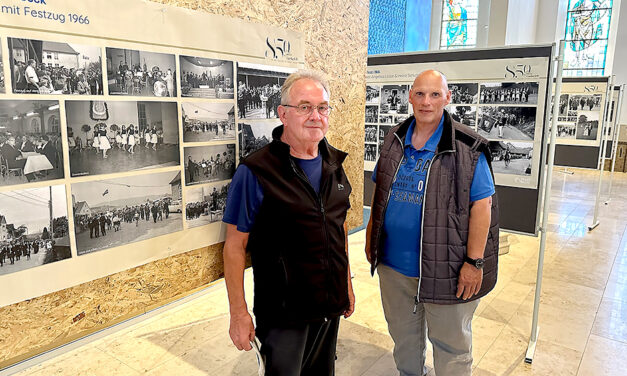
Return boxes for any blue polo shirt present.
[372,116,495,277]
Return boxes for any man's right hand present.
[229,311,255,351]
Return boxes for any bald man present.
[365,70,499,375]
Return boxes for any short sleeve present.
[371,162,378,182]
[469,153,496,202]
[222,164,264,232]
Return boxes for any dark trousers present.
[256,317,340,376]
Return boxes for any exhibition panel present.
[364,45,554,235]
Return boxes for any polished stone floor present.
[10,168,627,375]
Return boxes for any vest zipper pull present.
[413,295,418,314]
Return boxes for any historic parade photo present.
[380,85,409,114]
[479,82,538,105]
[557,123,577,139]
[449,83,478,104]
[365,125,377,143]
[72,171,183,255]
[182,102,235,142]
[489,141,533,176]
[185,181,230,229]
[366,85,380,104]
[558,94,569,116]
[447,105,477,128]
[365,105,379,123]
[106,48,176,97]
[477,106,536,140]
[237,62,293,119]
[238,121,278,159]
[575,111,599,140]
[0,44,5,93]
[180,56,234,99]
[184,144,235,186]
[0,100,64,187]
[569,94,602,111]
[65,100,180,177]
[8,38,103,95]
[0,185,71,276]
[365,143,377,162]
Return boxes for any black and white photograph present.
[569,94,602,111]
[365,106,379,124]
[72,171,183,255]
[488,141,533,176]
[479,82,538,105]
[185,181,230,229]
[366,85,380,104]
[557,123,577,139]
[0,43,5,93]
[380,85,409,114]
[106,48,176,97]
[558,94,569,116]
[0,100,64,187]
[0,185,71,276]
[379,115,394,124]
[395,114,409,123]
[238,122,279,159]
[180,56,233,99]
[378,125,393,155]
[365,125,378,143]
[182,102,235,142]
[237,62,294,119]
[65,100,180,177]
[477,106,536,140]
[365,143,377,162]
[448,105,477,129]
[449,83,478,104]
[185,144,236,186]
[575,111,599,140]
[558,109,578,122]
[8,38,103,95]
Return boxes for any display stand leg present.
[525,40,564,364]
[605,85,624,205]
[557,167,574,175]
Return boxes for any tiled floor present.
[8,168,627,375]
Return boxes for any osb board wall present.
[0,0,368,368]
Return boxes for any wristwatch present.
[464,255,485,269]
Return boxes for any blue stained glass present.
[440,0,478,49]
[368,0,408,55]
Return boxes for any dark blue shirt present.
[223,154,323,232]
[372,116,495,277]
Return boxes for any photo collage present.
[556,92,603,141]
[0,35,293,276]
[364,81,541,179]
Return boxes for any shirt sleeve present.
[222,164,264,232]
[371,162,378,182]
[469,153,496,202]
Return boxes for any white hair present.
[281,69,330,105]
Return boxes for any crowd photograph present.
[106,48,176,97]
[237,62,293,119]
[65,100,180,177]
[0,100,64,187]
[395,114,409,123]
[477,106,537,140]
[71,171,183,255]
[379,115,394,124]
[182,102,235,142]
[558,94,569,116]
[569,94,602,111]
[488,141,533,176]
[184,144,236,186]
[365,143,377,162]
[0,48,5,93]
[0,185,71,276]
[365,125,378,143]
[8,38,103,95]
[365,105,379,123]
[366,85,380,104]
[557,123,577,139]
[449,83,478,104]
[380,85,409,114]
[185,182,230,229]
[180,56,234,99]
[448,105,477,128]
[238,122,277,159]
[575,111,599,140]
[480,82,539,105]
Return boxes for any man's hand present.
[343,284,355,318]
[364,244,372,264]
[456,263,483,300]
[229,310,255,351]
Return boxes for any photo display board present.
[603,85,623,159]
[0,0,303,307]
[364,45,554,235]
[551,77,609,168]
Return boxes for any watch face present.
[476,259,485,268]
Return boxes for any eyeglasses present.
[282,104,332,117]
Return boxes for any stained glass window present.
[440,0,479,49]
[563,0,613,76]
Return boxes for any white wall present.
[611,0,627,125]
[505,0,538,45]
[65,101,138,144]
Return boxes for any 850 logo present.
[584,85,599,92]
[266,37,292,59]
[505,64,534,79]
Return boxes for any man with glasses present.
[223,70,354,375]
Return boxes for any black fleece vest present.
[370,111,500,304]
[242,126,352,324]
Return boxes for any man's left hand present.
[456,263,483,300]
[343,285,355,318]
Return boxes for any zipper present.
[414,147,454,313]
[374,132,403,267]
[278,257,288,309]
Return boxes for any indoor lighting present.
[26,112,36,117]
[12,115,20,120]
[48,104,59,111]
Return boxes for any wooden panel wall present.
[0,0,368,367]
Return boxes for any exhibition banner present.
[0,0,303,307]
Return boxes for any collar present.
[403,115,444,152]
[394,109,456,154]
[270,125,347,166]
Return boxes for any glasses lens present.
[297,104,311,114]
[318,105,330,116]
